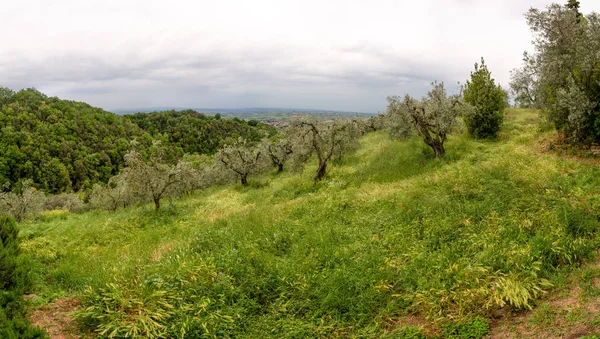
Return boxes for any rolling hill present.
[20,109,600,338]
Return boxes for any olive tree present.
[44,193,84,213]
[0,180,46,222]
[124,142,184,210]
[263,138,293,173]
[387,82,468,158]
[463,58,507,139]
[289,120,360,181]
[216,138,266,185]
[510,2,600,141]
[89,173,133,211]
[366,114,387,132]
[178,154,212,195]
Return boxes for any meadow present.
[21,109,600,338]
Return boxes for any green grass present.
[20,109,600,338]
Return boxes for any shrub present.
[0,216,47,338]
[43,193,84,213]
[0,180,46,222]
[463,58,507,138]
[441,317,490,339]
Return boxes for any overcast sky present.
[1,0,598,113]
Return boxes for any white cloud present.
[1,0,598,112]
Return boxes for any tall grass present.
[21,109,600,338]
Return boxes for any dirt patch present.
[565,323,594,339]
[30,297,82,339]
[388,313,440,337]
[585,296,600,314]
[489,284,598,339]
[548,288,581,310]
[490,310,535,339]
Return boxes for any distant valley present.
[112,106,377,121]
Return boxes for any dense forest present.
[124,110,275,155]
[0,88,272,194]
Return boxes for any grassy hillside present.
[21,109,600,338]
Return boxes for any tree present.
[89,173,132,212]
[387,82,468,158]
[567,0,582,22]
[0,88,273,194]
[463,58,507,138]
[264,138,293,172]
[0,180,46,222]
[41,158,72,194]
[124,142,183,210]
[510,3,600,142]
[0,87,15,107]
[366,114,387,132]
[290,120,360,181]
[44,193,84,213]
[510,65,538,108]
[216,138,266,185]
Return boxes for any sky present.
[1,0,599,113]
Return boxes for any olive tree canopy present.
[124,141,184,210]
[387,82,468,158]
[216,138,267,186]
[510,2,600,142]
[289,120,361,182]
[0,180,45,222]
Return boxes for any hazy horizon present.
[2,0,599,112]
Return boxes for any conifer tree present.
[463,58,507,139]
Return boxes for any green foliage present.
[463,58,507,138]
[387,82,469,157]
[0,88,151,193]
[73,258,238,338]
[0,90,273,194]
[124,110,275,155]
[0,180,46,222]
[263,137,294,172]
[0,216,46,338]
[124,142,188,210]
[441,317,490,339]
[216,138,269,186]
[382,326,426,339]
[289,120,362,181]
[510,3,600,141]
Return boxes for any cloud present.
[1,0,598,112]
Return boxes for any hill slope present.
[124,110,275,155]
[0,89,272,193]
[21,109,600,338]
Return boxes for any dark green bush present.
[463,58,507,139]
[0,216,47,338]
[441,317,490,339]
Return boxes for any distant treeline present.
[0,88,274,194]
[124,110,275,155]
